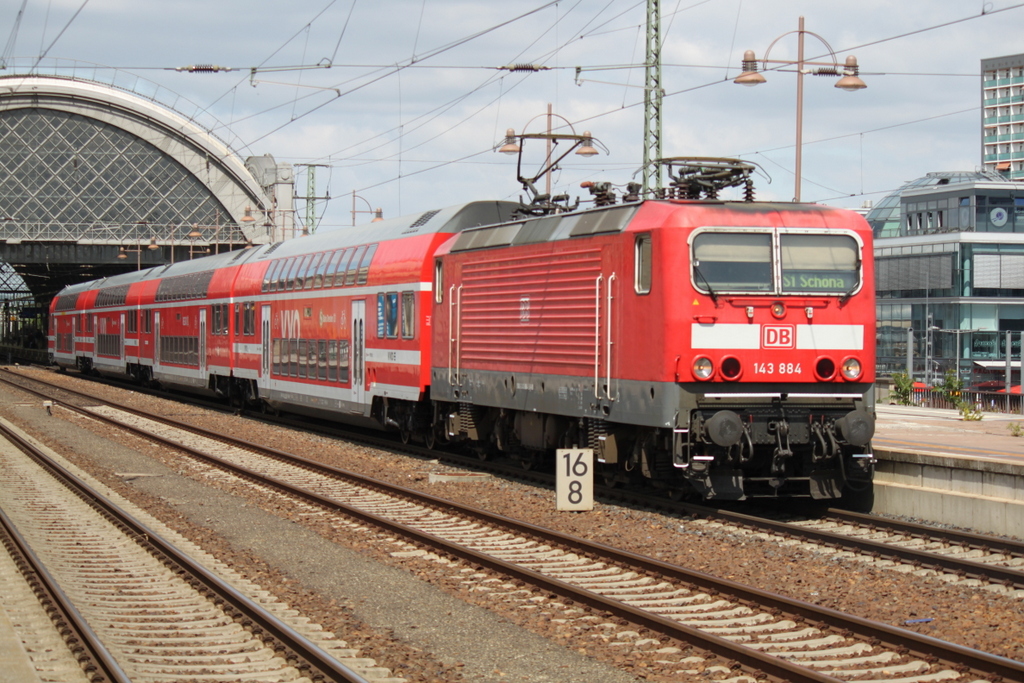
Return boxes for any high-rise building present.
[982,53,1024,180]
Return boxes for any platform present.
[873,404,1024,538]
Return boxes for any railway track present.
[13,368,1023,598]
[0,416,394,683]
[3,368,1023,683]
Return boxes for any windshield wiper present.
[692,263,719,304]
[838,279,859,307]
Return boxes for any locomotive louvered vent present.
[155,270,215,302]
[95,284,130,307]
[262,242,284,256]
[230,249,248,262]
[403,209,441,233]
[53,293,81,312]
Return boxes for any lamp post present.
[497,111,604,214]
[734,16,866,202]
[350,192,383,226]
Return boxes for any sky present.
[2,0,1024,231]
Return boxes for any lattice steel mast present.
[642,0,663,195]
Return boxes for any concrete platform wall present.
[872,449,1024,538]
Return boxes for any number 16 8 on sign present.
[556,448,593,511]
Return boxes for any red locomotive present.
[49,159,875,502]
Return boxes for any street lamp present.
[498,110,605,215]
[351,192,383,226]
[734,16,866,202]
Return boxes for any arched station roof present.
[0,74,277,300]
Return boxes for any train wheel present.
[399,428,412,445]
[601,470,618,488]
[520,453,537,471]
[423,428,436,450]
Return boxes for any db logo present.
[762,324,795,349]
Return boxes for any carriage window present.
[289,339,299,376]
[297,340,308,378]
[304,254,323,290]
[635,234,652,294]
[345,245,367,286]
[330,248,355,287]
[243,302,256,336]
[692,232,772,292]
[294,254,314,290]
[356,244,377,285]
[401,292,415,339]
[317,340,328,380]
[338,339,350,383]
[143,309,151,334]
[272,339,282,375]
[313,251,333,288]
[780,234,859,294]
[383,292,399,338]
[283,258,301,291]
[327,340,338,381]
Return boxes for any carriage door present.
[351,300,366,406]
[120,313,126,363]
[154,312,161,367]
[199,308,207,374]
[261,305,272,378]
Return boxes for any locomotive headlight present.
[841,357,862,381]
[771,302,786,318]
[692,357,714,380]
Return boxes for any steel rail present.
[0,418,372,683]
[5,372,1023,682]
[0,499,131,683]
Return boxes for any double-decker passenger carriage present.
[430,159,875,501]
[49,201,517,429]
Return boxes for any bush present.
[938,369,963,403]
[957,400,983,421]
[891,370,913,406]
[1009,422,1023,437]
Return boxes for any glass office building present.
[983,53,1024,181]
[867,171,1024,386]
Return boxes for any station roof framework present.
[0,73,282,302]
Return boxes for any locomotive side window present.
[401,291,415,339]
[780,234,859,294]
[635,233,652,294]
[434,260,443,303]
[692,232,772,292]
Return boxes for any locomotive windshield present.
[692,229,860,296]
[780,233,858,293]
[692,233,772,291]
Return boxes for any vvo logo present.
[762,324,795,349]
